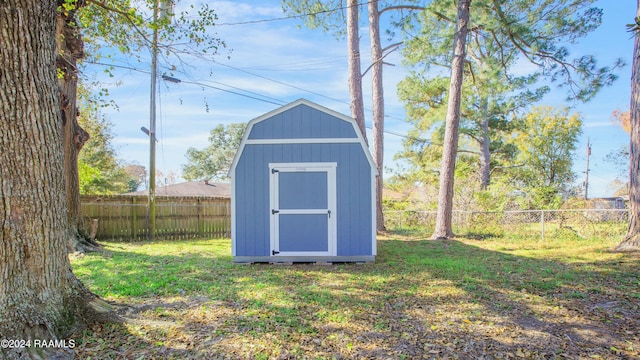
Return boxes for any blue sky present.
[86,0,634,198]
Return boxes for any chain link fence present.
[82,194,629,242]
[384,209,629,240]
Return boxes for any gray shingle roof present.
[124,181,230,198]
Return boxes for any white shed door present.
[269,163,337,256]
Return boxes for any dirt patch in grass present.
[71,237,640,359]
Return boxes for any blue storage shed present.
[229,99,378,263]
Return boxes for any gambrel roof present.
[229,98,377,178]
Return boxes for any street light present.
[161,74,181,83]
[140,127,158,142]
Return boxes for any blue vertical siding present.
[234,101,374,258]
[248,104,357,139]
[279,214,329,252]
[234,143,372,257]
[279,172,328,209]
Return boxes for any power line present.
[180,79,285,106]
[209,60,414,129]
[241,54,357,71]
[198,79,286,105]
[211,61,349,105]
[216,1,375,26]
[80,1,434,144]
[85,60,425,142]
[84,61,151,75]
[86,61,286,106]
[91,58,408,121]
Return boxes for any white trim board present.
[245,138,360,145]
[269,162,337,257]
[229,99,378,260]
[228,98,378,178]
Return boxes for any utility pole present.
[584,137,591,200]
[148,0,159,240]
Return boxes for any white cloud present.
[584,121,616,128]
[211,1,283,22]
[82,0,632,197]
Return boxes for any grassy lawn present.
[70,234,639,359]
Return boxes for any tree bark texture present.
[617,0,640,251]
[432,0,471,239]
[0,2,112,359]
[347,0,367,144]
[56,4,98,253]
[368,0,385,231]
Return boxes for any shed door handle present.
[272,209,279,215]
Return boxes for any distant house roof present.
[383,187,406,201]
[124,181,231,198]
[588,196,628,209]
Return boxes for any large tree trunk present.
[368,0,385,231]
[0,2,113,359]
[347,0,367,144]
[617,0,640,251]
[432,0,471,239]
[56,3,100,253]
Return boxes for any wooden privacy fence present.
[80,195,231,241]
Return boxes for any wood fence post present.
[132,196,137,240]
[198,198,203,238]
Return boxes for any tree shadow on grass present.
[71,238,640,359]
[383,238,640,358]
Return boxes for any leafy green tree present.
[400,0,620,190]
[400,0,620,237]
[398,3,545,189]
[397,74,532,188]
[125,164,147,192]
[77,1,224,64]
[0,0,226,352]
[182,123,246,182]
[56,0,225,250]
[488,0,621,102]
[77,95,133,194]
[509,106,583,208]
